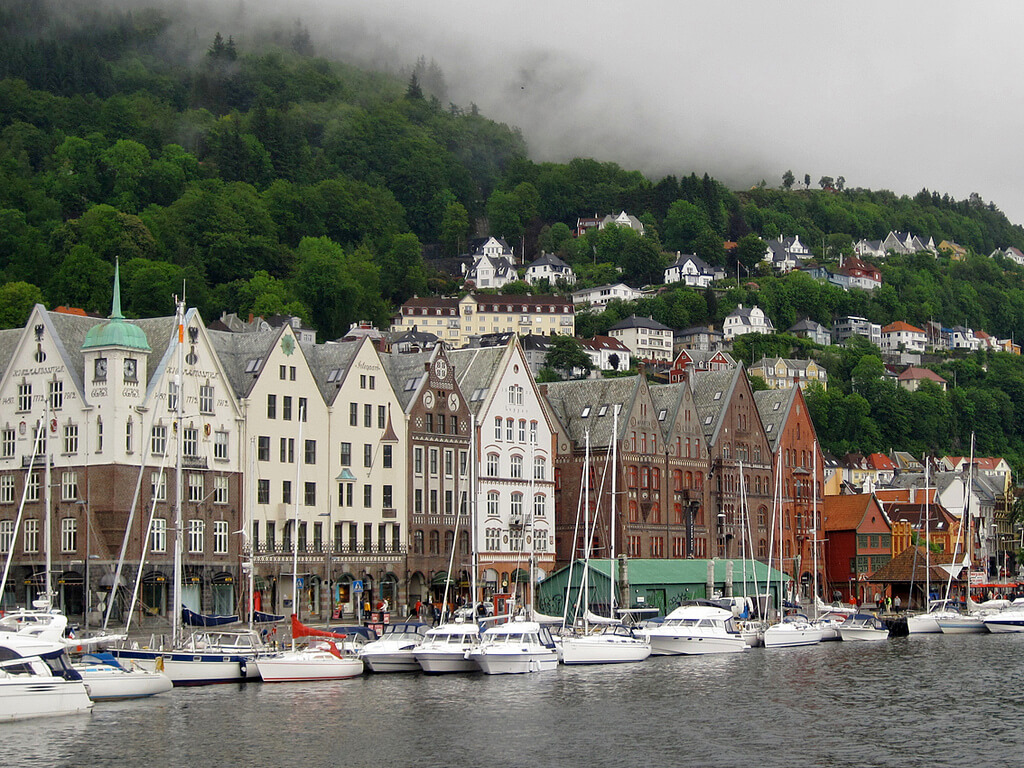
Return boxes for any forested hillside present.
[3,1,1024,469]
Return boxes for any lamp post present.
[319,511,332,620]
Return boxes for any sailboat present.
[906,458,942,634]
[763,450,822,649]
[560,415,649,665]
[111,297,267,684]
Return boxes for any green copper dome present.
[81,261,152,352]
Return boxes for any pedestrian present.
[894,596,902,612]
[413,599,422,617]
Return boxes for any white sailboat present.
[907,459,942,634]
[560,417,650,665]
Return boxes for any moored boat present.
[640,604,747,656]
[838,613,889,642]
[763,616,823,648]
[359,622,429,672]
[74,653,173,700]
[0,634,93,721]
[559,624,651,665]
[413,620,481,674]
[468,619,559,674]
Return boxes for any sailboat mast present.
[924,457,930,606]
[610,404,619,618]
[470,413,478,612]
[291,404,305,649]
[43,383,52,607]
[582,429,590,625]
[172,297,185,645]
[738,460,747,599]
[812,441,819,618]
[247,438,256,630]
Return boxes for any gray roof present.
[609,315,672,332]
[753,387,796,452]
[304,339,362,404]
[689,367,742,442]
[0,328,22,380]
[648,382,690,440]
[381,348,435,411]
[668,253,714,273]
[789,318,827,333]
[540,376,641,447]
[527,253,570,269]
[447,345,508,417]
[207,327,281,399]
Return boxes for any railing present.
[254,542,407,556]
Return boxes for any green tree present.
[0,282,44,329]
[544,335,594,379]
[782,170,795,190]
[736,233,766,273]
[440,201,469,257]
[662,200,709,253]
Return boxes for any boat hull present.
[905,614,941,634]
[559,636,651,665]
[470,649,559,675]
[414,650,479,674]
[0,678,93,721]
[839,627,889,642]
[78,667,173,700]
[111,649,260,685]
[256,655,363,682]
[937,618,988,634]
[646,632,747,656]
[361,651,422,673]
[763,625,823,648]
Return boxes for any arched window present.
[413,530,424,554]
[628,501,639,522]
[459,530,470,555]
[487,491,499,517]
[494,417,502,440]
[511,493,523,518]
[428,530,440,555]
[518,419,526,442]
[486,453,499,477]
[444,530,455,553]
[534,494,546,517]
[673,470,683,491]
[650,503,661,524]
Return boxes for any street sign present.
[352,580,364,593]
[296,577,304,588]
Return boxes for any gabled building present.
[831,257,882,291]
[865,453,897,485]
[579,336,631,373]
[832,316,882,347]
[463,246,517,290]
[853,239,886,259]
[947,325,980,351]
[762,235,811,273]
[382,346,472,610]
[674,326,725,353]
[572,283,642,310]
[897,366,947,392]
[788,318,831,347]
[748,357,828,391]
[608,315,674,362]
[881,231,936,256]
[524,253,575,286]
[690,367,773,562]
[664,253,722,287]
[755,386,825,602]
[600,211,645,235]
[449,338,557,595]
[821,494,892,604]
[667,349,735,383]
[991,246,1024,266]
[722,305,774,340]
[938,240,968,260]
[881,321,927,354]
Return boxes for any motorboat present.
[468,619,559,675]
[111,628,269,685]
[838,613,890,642]
[763,615,823,648]
[255,615,364,682]
[413,620,482,674]
[359,622,429,672]
[559,624,651,665]
[640,605,747,656]
[74,653,173,700]
[982,599,1024,633]
[0,634,93,721]
[736,619,767,647]
[813,611,850,642]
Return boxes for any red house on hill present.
[821,494,892,605]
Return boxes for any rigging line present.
[0,414,46,600]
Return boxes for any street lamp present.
[319,511,332,620]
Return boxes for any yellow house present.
[749,357,827,391]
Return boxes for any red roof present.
[897,367,947,383]
[866,453,896,470]
[882,321,925,334]
[822,494,886,532]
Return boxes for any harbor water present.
[7,632,1024,768]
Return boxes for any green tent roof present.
[547,558,786,587]
[81,261,151,352]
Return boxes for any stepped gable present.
[540,376,640,447]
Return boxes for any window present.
[383,444,393,469]
[444,450,453,477]
[168,381,178,412]
[459,451,468,477]
[486,453,499,476]
[151,425,167,455]
[214,476,229,505]
[304,482,316,506]
[413,447,423,474]
[510,455,523,479]
[61,471,78,501]
[61,517,77,552]
[282,481,292,505]
[429,530,440,556]
[188,474,203,502]
[183,427,198,457]
[0,476,14,504]
[438,414,446,434]
[1,428,13,458]
[445,490,453,515]
[530,421,538,444]
[378,405,386,430]
[364,444,373,468]
[364,523,373,552]
[26,473,39,502]
[0,520,11,552]
[258,436,270,462]
[23,518,38,553]
[495,417,502,440]
[534,493,546,518]
[151,471,167,501]
[281,395,292,421]
[413,530,424,554]
[49,379,64,410]
[340,442,351,467]
[364,404,372,428]
[430,490,438,514]
[485,527,501,551]
[299,397,307,422]
[651,537,664,558]
[414,488,423,514]
[511,492,523,518]
[383,485,393,508]
[280,365,287,380]
[349,402,358,426]
[266,521,276,550]
[267,394,277,419]
[429,448,438,476]
[534,457,546,480]
[199,384,214,414]
[506,418,514,441]
[188,519,204,553]
[290,367,296,382]
[363,485,372,508]
[257,479,270,505]
[214,431,229,461]
[280,438,294,464]
[518,420,526,442]
[487,491,499,517]
[304,439,316,465]
[151,518,167,553]
[17,383,31,412]
[125,418,133,453]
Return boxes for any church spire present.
[110,258,124,320]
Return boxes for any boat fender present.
[239,659,247,677]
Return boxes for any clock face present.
[124,358,137,381]
[448,393,459,412]
[423,390,435,409]
[433,358,448,380]
[95,358,107,379]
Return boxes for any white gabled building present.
[722,304,775,340]
[608,315,674,362]
[880,322,927,354]
[572,283,642,309]
[664,253,722,287]
[525,253,575,286]
[449,338,557,591]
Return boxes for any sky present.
[141,1,1024,225]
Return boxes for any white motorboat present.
[559,624,651,665]
[468,619,559,674]
[982,600,1024,633]
[414,621,482,674]
[937,614,988,634]
[763,616,823,648]
[812,611,849,642]
[256,615,364,682]
[359,622,429,672]
[838,613,889,642]
[641,605,747,656]
[0,634,93,721]
[111,628,268,685]
[74,653,173,700]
